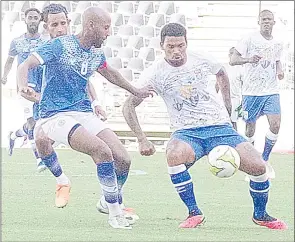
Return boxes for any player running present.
[230,10,284,179]
[2,7,47,172]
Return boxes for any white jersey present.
[235,31,283,96]
[225,64,243,100]
[137,50,231,131]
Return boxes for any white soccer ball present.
[207,145,240,178]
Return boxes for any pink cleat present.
[179,215,205,228]
[253,217,288,230]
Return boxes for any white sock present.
[56,173,70,185]
[107,202,122,217]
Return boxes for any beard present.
[27,25,39,34]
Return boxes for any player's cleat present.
[252,214,287,230]
[265,162,276,179]
[36,159,47,173]
[96,197,139,224]
[7,131,15,156]
[55,184,71,208]
[108,214,132,229]
[179,214,206,228]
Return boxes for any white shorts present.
[18,95,33,120]
[35,111,107,146]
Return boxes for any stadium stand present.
[1,1,294,152]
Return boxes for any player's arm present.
[97,65,154,99]
[276,61,284,80]
[2,56,15,84]
[17,55,41,102]
[87,81,107,121]
[230,49,261,66]
[123,95,146,141]
[216,67,232,116]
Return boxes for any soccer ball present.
[207,145,240,178]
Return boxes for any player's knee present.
[270,122,280,134]
[250,161,266,176]
[166,149,187,166]
[91,143,113,162]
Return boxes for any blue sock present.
[42,151,63,177]
[28,129,39,160]
[262,130,278,162]
[168,164,202,216]
[115,168,129,205]
[97,161,119,205]
[249,174,270,220]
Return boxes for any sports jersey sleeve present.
[136,65,156,88]
[96,51,107,70]
[32,39,62,65]
[8,40,18,57]
[235,36,249,57]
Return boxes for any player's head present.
[160,23,187,67]
[81,7,111,48]
[258,10,275,33]
[42,3,70,38]
[24,8,42,34]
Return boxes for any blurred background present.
[1,1,294,153]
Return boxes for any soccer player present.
[226,47,243,131]
[17,7,152,229]
[2,8,47,172]
[33,5,137,223]
[230,10,284,179]
[122,23,287,230]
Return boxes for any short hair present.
[42,3,68,23]
[259,9,274,18]
[24,8,41,17]
[160,23,187,43]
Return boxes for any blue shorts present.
[171,124,247,165]
[242,94,281,123]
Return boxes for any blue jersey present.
[33,35,107,119]
[9,34,47,93]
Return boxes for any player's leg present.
[8,122,28,156]
[96,129,139,222]
[26,117,46,172]
[166,129,206,228]
[206,125,287,230]
[75,113,138,223]
[261,95,281,179]
[68,125,131,229]
[34,125,71,208]
[242,95,264,145]
[235,142,287,229]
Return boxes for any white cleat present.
[108,214,132,230]
[96,197,139,225]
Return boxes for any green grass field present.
[2,148,294,241]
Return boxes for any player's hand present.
[1,77,7,85]
[248,55,262,64]
[277,71,284,80]
[94,105,107,121]
[133,85,156,99]
[138,138,156,156]
[19,86,34,95]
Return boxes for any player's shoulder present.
[11,33,26,43]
